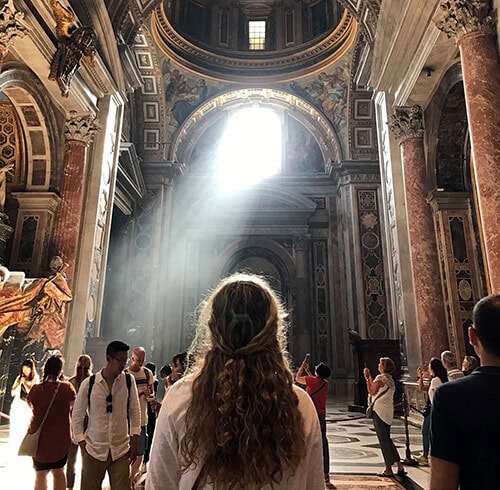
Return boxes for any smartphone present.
[304,353,310,363]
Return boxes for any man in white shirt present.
[127,347,153,485]
[441,351,465,380]
[72,340,141,490]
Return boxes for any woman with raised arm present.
[364,357,407,478]
[416,357,448,466]
[147,273,324,489]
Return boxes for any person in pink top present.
[296,359,335,489]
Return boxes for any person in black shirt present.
[430,294,500,490]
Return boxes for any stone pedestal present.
[10,192,61,275]
[52,112,99,285]
[436,0,500,292]
[390,106,448,364]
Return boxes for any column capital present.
[292,233,311,251]
[389,105,424,144]
[435,0,496,40]
[0,0,28,48]
[64,111,100,145]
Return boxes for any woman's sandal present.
[377,472,395,477]
[397,469,408,476]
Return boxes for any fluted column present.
[0,1,27,70]
[52,111,99,285]
[436,0,500,292]
[389,106,448,364]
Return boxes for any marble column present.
[0,1,27,71]
[52,111,99,285]
[389,106,448,364]
[436,0,500,292]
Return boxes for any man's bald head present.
[131,346,146,367]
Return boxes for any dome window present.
[249,20,266,50]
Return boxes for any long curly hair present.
[180,274,305,488]
[73,354,93,391]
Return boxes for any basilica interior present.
[0,0,499,487]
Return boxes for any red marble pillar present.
[52,112,98,285]
[390,106,449,364]
[436,0,500,292]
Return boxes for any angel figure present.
[0,161,14,213]
[48,0,97,97]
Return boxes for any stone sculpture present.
[0,256,73,350]
[48,0,97,97]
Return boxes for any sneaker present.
[416,454,429,466]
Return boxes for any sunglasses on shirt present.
[106,394,112,413]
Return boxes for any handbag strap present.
[38,382,60,430]
[369,385,390,405]
[310,380,327,399]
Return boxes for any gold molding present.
[151,7,358,83]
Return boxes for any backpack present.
[87,372,132,413]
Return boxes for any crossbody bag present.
[19,382,60,457]
[366,386,389,419]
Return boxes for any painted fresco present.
[288,59,350,152]
[162,60,216,126]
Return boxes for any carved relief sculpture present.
[0,162,13,264]
[48,0,97,97]
[65,110,100,145]
[388,105,424,143]
[0,0,27,71]
[436,0,496,40]
[0,256,72,350]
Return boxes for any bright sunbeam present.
[216,107,282,190]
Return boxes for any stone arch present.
[0,64,63,191]
[171,87,343,170]
[426,63,467,192]
[218,238,297,304]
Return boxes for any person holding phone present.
[296,356,336,489]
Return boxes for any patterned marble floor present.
[0,402,430,489]
[326,404,429,490]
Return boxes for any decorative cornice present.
[435,0,496,40]
[0,0,28,48]
[64,111,100,145]
[389,105,424,144]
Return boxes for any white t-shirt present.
[428,376,443,403]
[146,375,325,490]
[127,367,153,426]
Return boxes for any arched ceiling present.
[171,87,343,166]
[152,2,357,83]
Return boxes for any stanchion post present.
[401,392,419,466]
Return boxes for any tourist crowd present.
[6,274,500,490]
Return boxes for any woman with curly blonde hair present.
[146,274,324,489]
